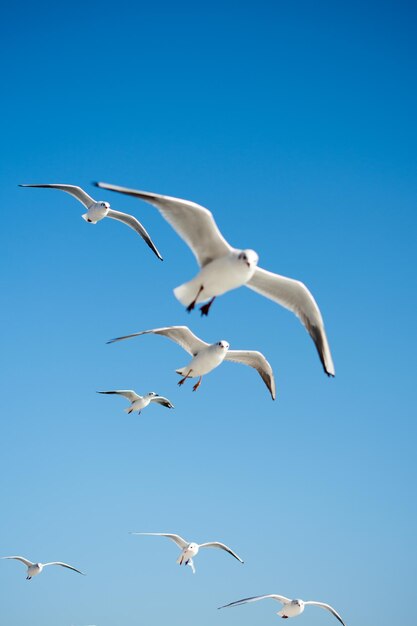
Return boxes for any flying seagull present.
[95,181,334,376]
[107,325,276,400]
[130,532,243,574]
[218,594,346,625]
[19,183,163,260]
[97,390,174,414]
[1,556,85,580]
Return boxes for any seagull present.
[1,556,85,580]
[95,181,334,376]
[107,325,276,400]
[218,594,346,625]
[130,532,243,574]
[97,390,174,414]
[19,183,163,260]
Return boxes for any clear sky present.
[1,1,416,625]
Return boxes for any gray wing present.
[95,182,232,266]
[106,209,163,260]
[19,184,95,209]
[43,562,85,575]
[1,556,33,567]
[247,267,335,376]
[219,594,291,609]
[130,532,189,549]
[107,326,209,356]
[150,396,174,409]
[198,542,243,563]
[97,390,140,402]
[225,349,276,400]
[304,601,346,626]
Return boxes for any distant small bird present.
[97,390,174,414]
[108,325,276,400]
[131,532,243,574]
[19,183,162,260]
[95,181,334,376]
[219,594,346,625]
[1,556,85,580]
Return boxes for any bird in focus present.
[219,593,346,625]
[1,556,85,580]
[19,183,163,260]
[130,532,243,574]
[97,390,174,414]
[107,325,276,399]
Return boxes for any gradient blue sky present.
[1,1,416,625]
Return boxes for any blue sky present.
[1,1,416,625]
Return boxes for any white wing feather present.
[19,184,96,209]
[247,267,335,376]
[95,182,232,266]
[224,349,276,400]
[107,326,209,356]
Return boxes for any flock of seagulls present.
[3,181,345,625]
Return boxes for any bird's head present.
[293,600,303,608]
[188,542,198,551]
[238,249,259,268]
[99,201,110,210]
[147,392,158,397]
[216,340,230,351]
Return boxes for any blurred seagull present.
[95,181,334,376]
[107,325,276,400]
[97,390,174,414]
[219,594,346,625]
[19,183,162,260]
[130,532,243,574]
[1,556,85,580]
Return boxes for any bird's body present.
[176,341,229,379]
[174,250,258,309]
[19,183,163,260]
[107,326,276,399]
[131,533,243,574]
[1,556,85,580]
[95,182,335,375]
[97,390,173,415]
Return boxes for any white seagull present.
[107,325,276,399]
[1,556,85,580]
[131,532,243,574]
[219,594,346,625]
[19,183,163,260]
[97,389,174,414]
[95,181,334,376]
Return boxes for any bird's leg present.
[192,376,202,392]
[186,285,204,312]
[178,370,192,386]
[199,297,216,316]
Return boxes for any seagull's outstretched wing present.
[107,326,209,356]
[130,532,189,550]
[219,594,291,609]
[106,209,163,260]
[199,542,243,563]
[43,562,85,575]
[150,396,174,409]
[97,390,140,402]
[224,349,276,400]
[19,184,95,209]
[95,182,232,267]
[304,601,346,626]
[1,556,33,567]
[247,267,335,376]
